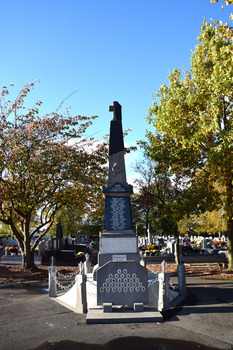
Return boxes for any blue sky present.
[1,0,232,178]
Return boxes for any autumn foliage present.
[0,81,107,269]
[145,22,233,270]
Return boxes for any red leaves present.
[0,81,107,255]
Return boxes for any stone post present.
[75,274,87,314]
[177,264,186,295]
[157,260,170,311]
[158,272,170,311]
[48,266,57,297]
[84,260,92,274]
[140,256,146,267]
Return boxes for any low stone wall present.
[1,255,42,265]
[143,253,224,265]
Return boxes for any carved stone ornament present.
[112,162,122,176]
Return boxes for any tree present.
[131,160,157,235]
[48,198,105,238]
[178,182,227,236]
[0,82,107,269]
[210,0,233,8]
[145,21,233,269]
[210,0,233,41]
[0,222,11,237]
[178,210,227,237]
[132,159,189,263]
[47,205,83,237]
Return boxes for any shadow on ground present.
[31,336,227,350]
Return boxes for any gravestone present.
[56,218,63,251]
[38,240,46,256]
[201,238,208,249]
[96,101,147,309]
[147,224,152,245]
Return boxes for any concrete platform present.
[86,306,163,324]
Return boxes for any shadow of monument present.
[32,336,219,350]
[162,283,233,321]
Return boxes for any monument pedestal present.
[98,180,139,267]
[98,231,140,266]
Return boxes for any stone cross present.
[108,101,124,156]
[109,101,122,121]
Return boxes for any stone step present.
[86,307,163,324]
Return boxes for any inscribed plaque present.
[100,237,137,253]
[104,196,132,231]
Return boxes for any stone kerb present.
[96,261,148,306]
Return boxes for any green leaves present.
[147,21,233,180]
[144,19,233,268]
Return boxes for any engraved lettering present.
[110,197,126,230]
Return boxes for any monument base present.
[86,307,163,324]
[96,260,148,307]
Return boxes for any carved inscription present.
[105,196,132,231]
[110,197,126,230]
[103,183,133,193]
[110,184,126,192]
[112,255,127,262]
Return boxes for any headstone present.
[47,238,52,250]
[167,240,175,255]
[38,240,46,256]
[147,224,152,245]
[56,218,63,251]
[201,238,207,249]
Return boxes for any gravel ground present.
[0,263,233,285]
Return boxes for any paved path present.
[0,277,232,350]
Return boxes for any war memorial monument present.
[94,101,149,311]
[49,102,184,323]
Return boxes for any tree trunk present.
[227,217,233,270]
[22,239,35,270]
[174,235,179,265]
[226,180,233,271]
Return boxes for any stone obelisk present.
[98,101,140,267]
[95,102,148,309]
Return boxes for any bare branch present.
[55,90,79,113]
